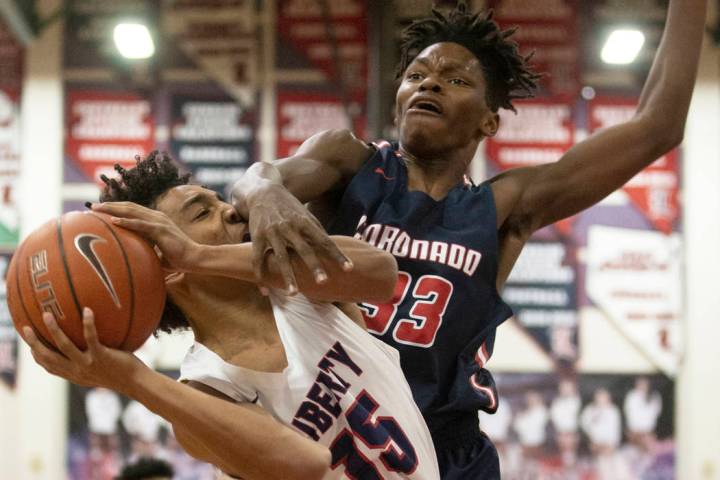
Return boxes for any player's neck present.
[400,146,473,201]
[172,278,278,351]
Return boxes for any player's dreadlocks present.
[397,1,540,112]
[99,151,191,335]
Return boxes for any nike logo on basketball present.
[374,167,395,181]
[74,234,122,308]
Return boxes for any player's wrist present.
[232,163,283,217]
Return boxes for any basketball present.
[6,210,166,352]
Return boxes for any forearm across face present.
[186,236,397,303]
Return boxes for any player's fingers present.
[22,325,66,368]
[251,233,268,282]
[267,231,297,295]
[42,313,85,363]
[92,202,162,222]
[110,217,157,235]
[302,225,353,272]
[82,308,103,356]
[285,229,326,283]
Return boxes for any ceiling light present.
[601,29,645,65]
[113,23,155,59]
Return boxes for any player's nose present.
[222,205,243,224]
[419,75,441,92]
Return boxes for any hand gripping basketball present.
[23,308,144,393]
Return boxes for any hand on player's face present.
[22,308,144,392]
[239,183,352,296]
[91,197,210,273]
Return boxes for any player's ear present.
[479,111,499,138]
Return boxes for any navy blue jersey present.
[329,141,513,438]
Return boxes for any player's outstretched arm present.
[494,0,707,233]
[23,309,330,480]
[231,129,375,289]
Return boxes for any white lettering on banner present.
[281,102,350,141]
[353,215,483,277]
[178,146,248,164]
[495,105,571,143]
[290,23,359,40]
[193,167,247,185]
[78,145,147,162]
[498,147,565,166]
[72,100,151,140]
[174,103,252,142]
[503,287,569,307]
[508,243,574,284]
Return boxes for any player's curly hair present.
[99,151,191,335]
[396,1,540,112]
[115,457,174,480]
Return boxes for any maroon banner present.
[486,98,576,235]
[486,99,574,170]
[277,0,368,94]
[487,0,580,97]
[589,98,680,233]
[66,91,155,185]
[277,91,366,158]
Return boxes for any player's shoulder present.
[296,129,375,173]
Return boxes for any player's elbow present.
[639,113,686,153]
[292,449,331,480]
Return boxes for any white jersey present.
[181,290,439,480]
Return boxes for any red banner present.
[66,91,155,184]
[486,98,576,235]
[487,0,580,98]
[277,0,368,94]
[589,98,679,234]
[276,91,366,158]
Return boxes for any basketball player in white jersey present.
[22,153,440,480]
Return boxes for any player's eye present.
[449,78,468,86]
[406,72,424,81]
[193,209,210,221]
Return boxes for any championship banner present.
[487,0,580,97]
[586,225,682,376]
[503,241,578,364]
[485,99,576,235]
[163,0,258,107]
[0,253,18,388]
[589,98,680,233]
[0,88,20,248]
[66,91,155,185]
[277,0,368,95]
[170,95,255,194]
[277,91,366,157]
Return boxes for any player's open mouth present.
[408,98,443,115]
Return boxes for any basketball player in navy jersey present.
[22,154,441,479]
[231,1,707,477]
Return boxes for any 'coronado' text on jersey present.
[353,215,482,276]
